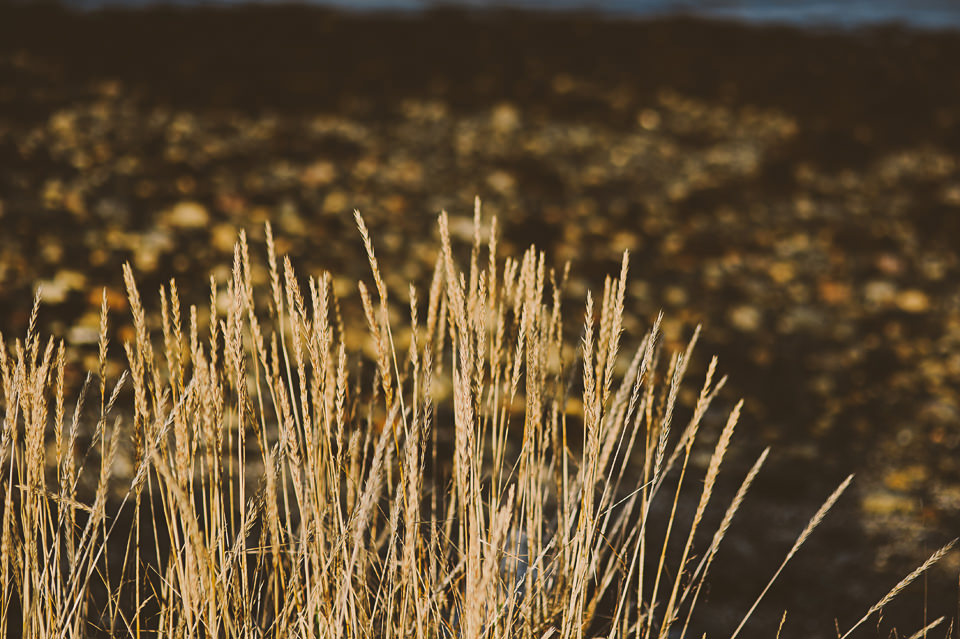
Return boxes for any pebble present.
[87,286,128,311]
[817,280,851,305]
[883,465,928,491]
[637,108,661,131]
[322,190,349,215]
[777,306,824,334]
[664,285,687,307]
[486,170,516,195]
[768,261,794,284]
[301,160,337,187]
[211,223,240,254]
[864,280,897,307]
[728,305,762,331]
[862,490,918,516]
[490,102,520,133]
[38,278,69,304]
[165,201,209,229]
[134,229,174,272]
[38,269,88,304]
[386,158,423,187]
[68,324,101,345]
[895,289,930,313]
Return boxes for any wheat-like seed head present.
[0,210,951,639]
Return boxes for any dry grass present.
[0,204,953,638]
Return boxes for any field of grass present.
[0,207,953,638]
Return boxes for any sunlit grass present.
[0,203,952,638]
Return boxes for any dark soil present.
[1,5,959,637]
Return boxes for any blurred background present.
[19,0,960,30]
[1,0,960,636]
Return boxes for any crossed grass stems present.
[0,203,954,638]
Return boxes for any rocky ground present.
[2,5,960,636]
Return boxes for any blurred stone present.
[920,257,947,281]
[448,216,480,243]
[176,175,197,195]
[112,446,134,481]
[38,280,69,304]
[883,465,928,491]
[486,170,516,195]
[43,179,64,209]
[301,160,337,187]
[87,286,128,311]
[941,183,960,206]
[729,305,761,331]
[64,187,87,217]
[818,280,851,305]
[933,485,960,511]
[383,194,407,215]
[211,223,239,254]
[166,201,209,229]
[135,180,157,199]
[664,285,687,307]
[353,156,379,180]
[323,190,349,215]
[768,261,794,284]
[387,158,423,187]
[279,202,307,235]
[610,230,638,254]
[666,181,689,201]
[660,317,685,345]
[895,289,930,313]
[552,73,576,95]
[637,108,661,131]
[864,280,897,307]
[400,98,448,122]
[68,324,101,345]
[134,229,174,272]
[875,253,903,275]
[41,238,63,264]
[38,269,87,304]
[491,102,520,133]
[216,192,247,217]
[862,490,918,516]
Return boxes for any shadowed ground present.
[1,6,959,636]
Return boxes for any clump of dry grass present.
[0,204,953,638]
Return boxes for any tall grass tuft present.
[0,205,952,638]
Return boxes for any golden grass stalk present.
[730,474,854,639]
[840,539,957,639]
[0,207,952,639]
